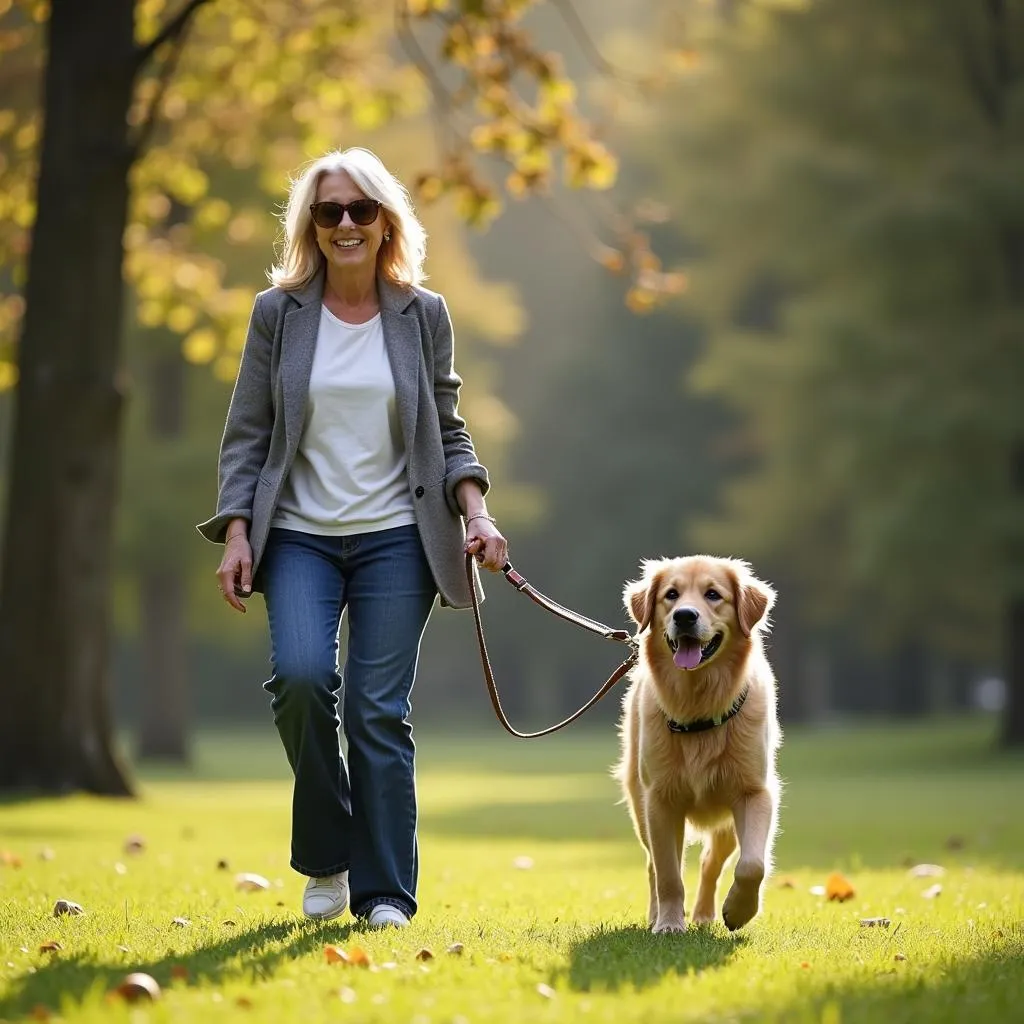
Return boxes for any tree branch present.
[394,1,468,154]
[135,0,213,70]
[550,0,647,88]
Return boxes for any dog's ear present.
[624,573,658,633]
[728,564,776,638]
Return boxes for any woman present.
[197,147,508,929]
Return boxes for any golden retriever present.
[614,555,780,933]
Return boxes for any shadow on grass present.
[559,922,743,992]
[0,917,360,1019]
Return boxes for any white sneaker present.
[302,871,349,920]
[366,904,410,929]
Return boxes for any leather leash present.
[466,553,640,738]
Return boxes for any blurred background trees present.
[0,0,1020,794]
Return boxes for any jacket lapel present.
[280,272,323,457]
[379,279,420,455]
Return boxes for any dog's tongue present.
[673,641,703,670]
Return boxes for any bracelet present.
[465,513,496,524]
[226,533,248,543]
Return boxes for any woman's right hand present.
[216,531,253,613]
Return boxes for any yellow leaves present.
[564,141,618,191]
[414,174,445,204]
[13,121,37,152]
[0,361,17,391]
[405,0,450,15]
[454,186,502,228]
[166,305,197,334]
[230,17,260,44]
[0,110,17,136]
[136,301,164,328]
[168,165,208,206]
[213,355,238,383]
[182,328,217,365]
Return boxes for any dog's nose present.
[673,607,699,629]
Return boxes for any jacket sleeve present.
[195,292,275,544]
[432,293,490,516]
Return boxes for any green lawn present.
[1,717,1022,1023]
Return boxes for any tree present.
[0,0,674,792]
[643,0,1024,737]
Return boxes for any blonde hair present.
[269,147,427,291]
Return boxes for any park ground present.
[1,717,1023,1023]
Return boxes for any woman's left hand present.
[465,517,508,572]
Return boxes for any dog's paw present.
[690,908,716,926]
[722,864,763,931]
[652,913,687,934]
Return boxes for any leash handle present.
[467,553,638,739]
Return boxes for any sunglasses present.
[309,199,382,228]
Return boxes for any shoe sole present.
[303,902,349,922]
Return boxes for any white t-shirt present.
[271,306,417,536]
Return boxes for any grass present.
[1,716,1022,1023]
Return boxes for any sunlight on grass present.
[1,719,1021,1022]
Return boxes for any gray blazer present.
[196,269,489,609]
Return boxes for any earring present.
[383,230,391,241]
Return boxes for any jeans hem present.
[293,858,350,879]
[355,896,415,919]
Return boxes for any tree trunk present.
[1002,442,1024,747]
[137,568,190,761]
[136,348,190,762]
[0,0,137,794]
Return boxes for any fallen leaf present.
[38,848,55,862]
[381,961,397,970]
[777,877,796,889]
[235,872,271,892]
[324,945,351,965]
[0,850,23,869]
[236,996,253,1008]
[894,953,908,962]
[348,946,372,967]
[222,920,237,927]
[216,859,230,871]
[908,863,945,878]
[170,966,189,981]
[38,941,62,953]
[114,972,161,1003]
[123,835,146,855]
[825,872,855,902]
[809,885,827,897]
[339,987,357,1004]
[53,899,85,917]
[114,863,127,876]
[513,855,534,870]
[446,942,465,956]
[30,1006,50,1021]
[415,948,434,961]
[171,917,190,928]
[537,983,556,999]
[945,836,965,851]
[859,918,891,928]
[800,962,811,969]
[116,945,130,954]
[922,884,943,899]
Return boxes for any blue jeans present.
[259,524,437,919]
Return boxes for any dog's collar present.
[665,686,749,734]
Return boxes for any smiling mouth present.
[332,238,364,249]
[666,632,723,670]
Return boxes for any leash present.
[466,553,639,738]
